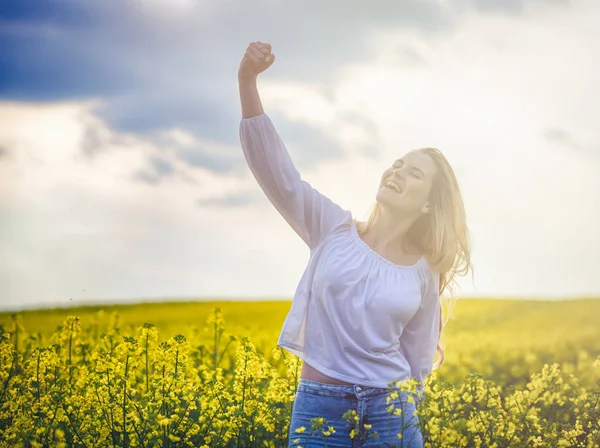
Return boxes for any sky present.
[0,0,599,312]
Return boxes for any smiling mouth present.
[384,180,403,193]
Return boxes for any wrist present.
[238,73,257,84]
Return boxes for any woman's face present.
[375,150,438,216]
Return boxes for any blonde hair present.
[353,147,474,372]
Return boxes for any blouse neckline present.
[350,220,427,270]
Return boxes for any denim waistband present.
[298,378,420,401]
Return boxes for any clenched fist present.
[238,41,275,81]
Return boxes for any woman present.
[238,41,472,447]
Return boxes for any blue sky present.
[1,0,599,311]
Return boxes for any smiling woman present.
[238,40,474,448]
[357,145,474,372]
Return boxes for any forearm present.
[238,76,264,119]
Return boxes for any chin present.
[375,190,402,210]
[375,188,388,204]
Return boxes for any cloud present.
[150,127,246,174]
[80,122,112,157]
[196,191,263,208]
[0,1,453,146]
[543,128,580,149]
[267,115,347,169]
[466,0,569,15]
[132,157,175,185]
[336,110,385,159]
[0,0,572,178]
[394,46,428,65]
[543,127,599,155]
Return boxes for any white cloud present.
[0,100,313,311]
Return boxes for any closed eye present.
[393,160,423,179]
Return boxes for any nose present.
[392,167,405,179]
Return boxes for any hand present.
[238,41,275,81]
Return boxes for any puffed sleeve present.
[399,269,441,404]
[239,113,351,250]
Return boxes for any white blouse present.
[239,113,441,399]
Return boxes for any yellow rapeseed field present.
[0,298,599,447]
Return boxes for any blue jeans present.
[288,378,424,447]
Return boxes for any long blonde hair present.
[353,147,474,371]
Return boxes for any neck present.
[365,207,420,254]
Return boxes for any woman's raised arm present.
[238,42,350,250]
[239,113,350,250]
[238,41,273,118]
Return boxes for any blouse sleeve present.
[239,113,351,250]
[399,269,441,404]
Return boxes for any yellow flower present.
[350,429,357,439]
[364,423,372,430]
[294,426,306,433]
[159,417,171,426]
[272,347,281,360]
[54,428,65,439]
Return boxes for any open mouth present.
[384,180,403,194]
